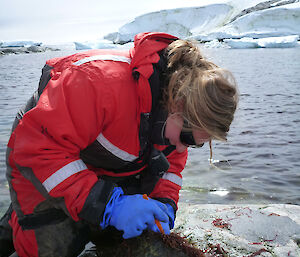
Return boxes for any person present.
[0,32,238,257]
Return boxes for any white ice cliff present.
[100,0,300,49]
[73,0,300,49]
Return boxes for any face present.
[164,114,211,153]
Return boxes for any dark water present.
[181,47,300,205]
[0,47,299,214]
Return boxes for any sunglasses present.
[180,120,204,148]
[180,131,204,148]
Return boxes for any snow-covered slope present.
[104,4,233,43]
[101,0,300,48]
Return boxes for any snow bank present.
[224,35,300,48]
[175,203,300,256]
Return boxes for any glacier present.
[196,2,300,41]
[97,0,300,49]
[104,4,234,44]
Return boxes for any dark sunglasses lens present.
[180,131,196,146]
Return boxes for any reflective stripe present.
[73,55,131,66]
[43,160,87,192]
[97,133,137,162]
[162,172,182,187]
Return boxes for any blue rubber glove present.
[100,187,169,239]
[148,203,175,234]
[166,203,175,229]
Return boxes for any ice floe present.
[74,40,117,50]
[224,35,300,48]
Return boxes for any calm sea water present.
[0,47,299,215]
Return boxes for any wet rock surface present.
[79,231,208,257]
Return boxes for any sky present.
[0,0,225,44]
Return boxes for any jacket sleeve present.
[12,66,114,222]
[149,147,188,210]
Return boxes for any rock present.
[0,41,41,48]
[79,231,209,257]
[174,203,300,257]
[26,45,43,52]
[0,47,25,54]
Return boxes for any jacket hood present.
[130,32,178,77]
[129,32,178,114]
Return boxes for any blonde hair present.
[164,39,239,141]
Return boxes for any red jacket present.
[7,33,188,225]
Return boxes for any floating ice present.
[257,35,300,48]
[224,35,299,48]
[74,40,117,50]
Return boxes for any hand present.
[100,187,169,239]
[148,203,175,234]
[165,203,175,229]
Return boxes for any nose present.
[176,142,188,153]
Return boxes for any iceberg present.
[74,40,117,50]
[224,35,300,48]
[224,37,259,48]
[258,35,300,48]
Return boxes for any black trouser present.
[0,204,14,257]
[0,204,92,257]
